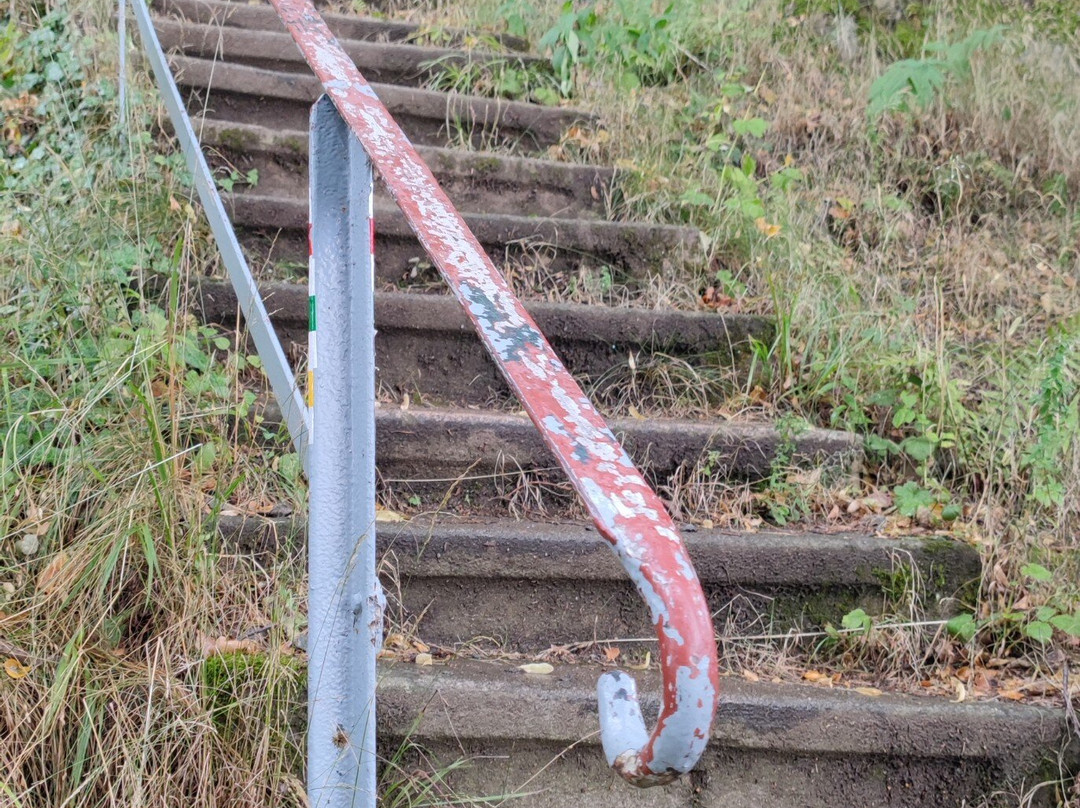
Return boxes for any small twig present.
[0,637,60,666]
[380,465,562,485]
[514,729,600,795]
[240,624,274,641]
[1064,663,1080,740]
[552,619,951,650]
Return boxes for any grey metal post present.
[306,94,382,808]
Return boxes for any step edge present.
[216,513,979,592]
[377,659,1072,765]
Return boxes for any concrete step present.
[370,407,860,495]
[169,55,592,149]
[375,659,1075,808]
[195,117,614,219]
[247,404,860,512]
[224,192,699,285]
[153,16,546,83]
[195,282,769,408]
[219,514,979,647]
[158,0,530,51]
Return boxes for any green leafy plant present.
[495,0,531,40]
[596,0,681,90]
[867,26,1005,118]
[842,607,873,635]
[946,563,1080,646]
[530,0,702,98]
[537,2,598,97]
[1020,330,1079,508]
[892,481,935,517]
[424,53,561,104]
[215,167,258,193]
[759,414,811,526]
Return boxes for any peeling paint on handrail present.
[267,0,718,785]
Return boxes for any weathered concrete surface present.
[170,55,590,148]
[225,192,698,282]
[369,407,861,490]
[193,282,770,405]
[247,402,861,502]
[376,659,1076,808]
[160,0,530,50]
[245,402,860,509]
[155,17,545,83]
[194,117,614,218]
[218,514,980,645]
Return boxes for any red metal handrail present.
[268,0,718,785]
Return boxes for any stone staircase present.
[150,1,1076,804]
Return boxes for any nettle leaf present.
[1024,621,1053,644]
[893,481,934,517]
[900,435,936,463]
[732,117,769,138]
[1020,563,1053,583]
[679,189,714,207]
[940,503,962,522]
[1050,614,1080,638]
[1035,606,1057,623]
[841,608,871,634]
[865,434,900,456]
[946,613,977,641]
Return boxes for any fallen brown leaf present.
[4,657,30,679]
[519,662,554,675]
[36,550,68,594]
[627,651,651,671]
[199,633,261,658]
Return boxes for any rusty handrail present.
[268,0,718,785]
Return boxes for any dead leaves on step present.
[380,633,453,666]
[547,125,609,162]
[789,657,1080,706]
[375,505,407,523]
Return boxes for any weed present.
[1020,328,1079,510]
[423,53,561,105]
[758,413,812,526]
[214,165,258,193]
[535,2,597,97]
[379,718,511,808]
[868,27,1005,119]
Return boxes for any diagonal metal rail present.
[128,0,310,465]
[268,0,718,787]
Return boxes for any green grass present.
[0,2,312,803]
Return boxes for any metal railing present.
[129,0,718,802]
